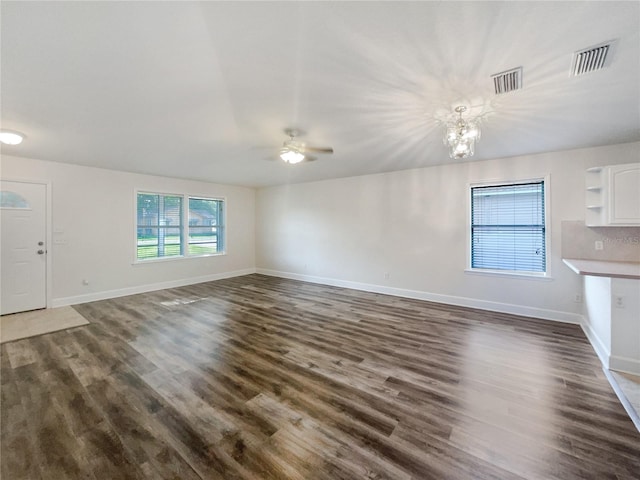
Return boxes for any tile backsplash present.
[562,220,640,262]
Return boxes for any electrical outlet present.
[384,272,390,280]
[595,240,604,250]
[614,295,624,309]
[574,294,583,303]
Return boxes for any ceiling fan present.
[276,128,333,164]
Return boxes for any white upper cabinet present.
[585,163,640,227]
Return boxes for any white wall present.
[1,155,256,306]
[256,141,640,322]
[583,275,640,375]
[610,277,640,374]
[583,275,612,366]
[2,142,638,321]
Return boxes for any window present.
[470,181,546,273]
[136,192,224,261]
[0,191,30,209]
[188,197,224,256]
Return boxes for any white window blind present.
[136,192,225,261]
[471,181,546,273]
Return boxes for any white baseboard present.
[579,321,640,376]
[52,268,256,307]
[610,355,640,376]
[603,368,640,432]
[255,268,583,324]
[579,319,611,369]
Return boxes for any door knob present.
[37,250,45,255]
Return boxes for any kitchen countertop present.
[562,258,640,280]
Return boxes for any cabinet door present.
[608,164,640,225]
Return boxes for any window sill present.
[133,252,226,265]
[464,268,554,281]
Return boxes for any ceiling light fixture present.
[0,130,25,145]
[280,133,306,164]
[280,147,305,164]
[444,106,480,159]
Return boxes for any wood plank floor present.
[2,274,639,479]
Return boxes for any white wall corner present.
[52,268,256,307]
[256,268,584,325]
[580,318,611,369]
[602,368,640,433]
[609,355,640,377]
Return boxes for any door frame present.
[1,177,53,310]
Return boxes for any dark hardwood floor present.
[2,274,639,479]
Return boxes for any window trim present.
[465,175,551,279]
[133,189,227,264]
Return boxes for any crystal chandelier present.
[444,106,480,159]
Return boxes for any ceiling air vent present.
[571,41,613,76]
[491,67,522,95]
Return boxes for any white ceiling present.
[1,1,639,188]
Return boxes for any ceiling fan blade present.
[305,146,334,154]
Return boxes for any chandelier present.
[444,106,480,159]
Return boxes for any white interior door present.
[1,181,47,315]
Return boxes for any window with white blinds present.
[136,192,225,261]
[471,181,546,273]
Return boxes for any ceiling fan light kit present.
[443,105,481,159]
[277,128,333,164]
[280,148,305,164]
